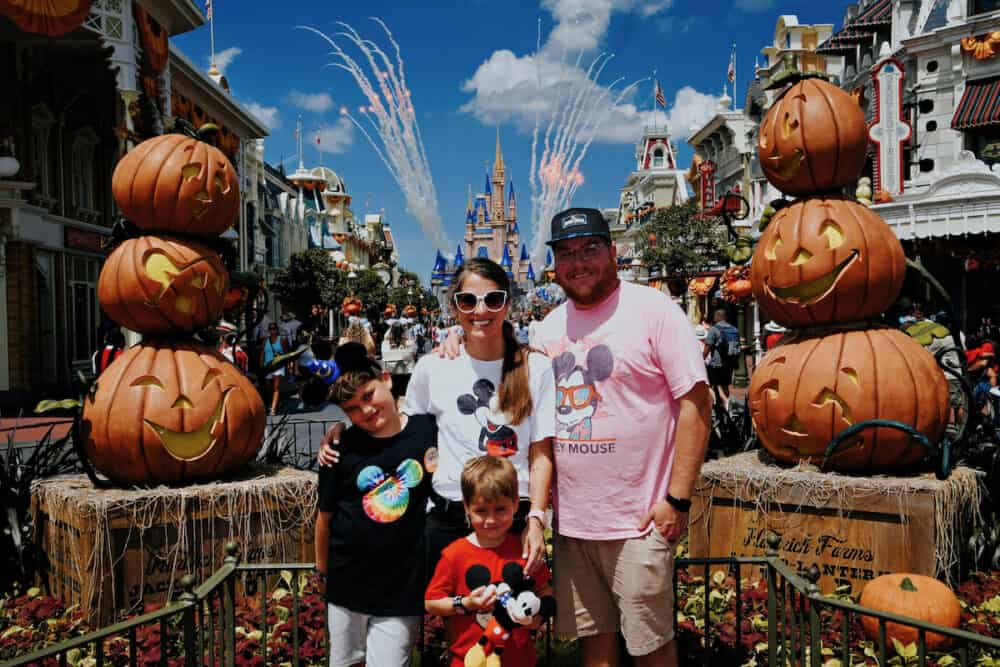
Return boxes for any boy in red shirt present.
[426,456,553,666]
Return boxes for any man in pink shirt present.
[534,208,711,666]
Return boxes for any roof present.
[952,77,1000,130]
[817,0,890,53]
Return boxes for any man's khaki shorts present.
[553,530,676,656]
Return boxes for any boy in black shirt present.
[315,343,438,667]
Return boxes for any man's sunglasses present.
[453,290,508,313]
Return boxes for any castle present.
[431,132,535,301]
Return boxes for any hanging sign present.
[869,58,912,197]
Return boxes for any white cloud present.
[734,0,774,11]
[540,0,672,55]
[287,90,334,114]
[213,47,242,75]
[315,117,354,154]
[460,45,719,144]
[243,101,280,130]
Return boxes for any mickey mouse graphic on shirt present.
[356,455,432,523]
[552,345,614,441]
[457,379,518,457]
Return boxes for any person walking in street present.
[260,323,286,416]
[381,323,417,400]
[704,308,740,409]
[530,207,711,666]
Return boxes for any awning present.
[854,0,892,26]
[952,78,1000,130]
[817,0,890,52]
[689,277,716,296]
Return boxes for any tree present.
[639,201,728,284]
[351,269,389,321]
[270,249,344,318]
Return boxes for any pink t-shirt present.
[532,280,708,540]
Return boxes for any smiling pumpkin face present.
[98,236,228,335]
[757,78,868,196]
[82,341,265,485]
[748,330,949,472]
[750,197,905,328]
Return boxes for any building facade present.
[0,1,266,405]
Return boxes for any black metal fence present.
[7,536,1000,667]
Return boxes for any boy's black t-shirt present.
[318,413,438,616]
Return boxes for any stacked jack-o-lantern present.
[747,76,949,472]
[81,130,266,486]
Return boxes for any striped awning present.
[952,78,1000,130]
[817,0,890,52]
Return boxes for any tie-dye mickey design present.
[356,458,426,523]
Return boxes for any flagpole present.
[207,1,216,74]
[732,42,737,111]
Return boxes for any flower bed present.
[674,563,1000,666]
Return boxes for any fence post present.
[224,542,240,667]
[765,532,779,667]
[805,565,822,667]
[178,574,198,667]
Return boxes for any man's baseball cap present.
[546,207,611,246]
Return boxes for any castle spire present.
[494,127,505,174]
[466,184,473,213]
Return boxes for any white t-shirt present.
[403,347,556,501]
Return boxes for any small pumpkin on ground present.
[112,131,239,238]
[860,573,962,652]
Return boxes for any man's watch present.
[666,494,692,512]
[526,509,548,529]
[452,595,468,615]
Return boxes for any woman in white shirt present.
[319,258,555,576]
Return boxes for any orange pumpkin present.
[860,574,961,651]
[748,329,949,471]
[82,341,265,485]
[0,0,93,37]
[98,236,227,335]
[757,78,868,196]
[112,133,239,238]
[403,305,417,318]
[750,197,905,328]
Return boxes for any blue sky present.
[173,0,846,279]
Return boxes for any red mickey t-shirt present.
[426,533,551,666]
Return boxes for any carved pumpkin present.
[341,296,363,316]
[860,574,961,651]
[748,329,949,471]
[720,265,753,303]
[403,305,417,318]
[757,78,868,196]
[750,197,905,328]
[82,341,265,485]
[112,133,239,238]
[98,236,228,335]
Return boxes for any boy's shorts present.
[326,602,420,667]
[553,529,676,656]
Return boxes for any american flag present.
[654,80,666,109]
[316,130,321,146]
[727,44,736,83]
[205,0,212,20]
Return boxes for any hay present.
[32,464,316,621]
[694,451,982,586]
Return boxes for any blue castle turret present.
[520,244,529,261]
[454,245,464,268]
[500,245,513,277]
[545,249,554,268]
[526,263,535,282]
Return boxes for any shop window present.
[971,0,1000,16]
[67,257,100,365]
[926,120,938,132]
[652,148,665,168]
[70,126,100,217]
[30,104,56,203]
[967,128,1000,166]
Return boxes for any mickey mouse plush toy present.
[463,562,555,667]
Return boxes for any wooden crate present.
[32,465,317,626]
[688,452,980,594]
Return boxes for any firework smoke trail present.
[303,19,450,250]
[529,51,643,263]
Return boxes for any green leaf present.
[34,398,81,413]
[280,569,294,589]
[272,587,289,601]
[937,656,958,666]
[26,586,40,598]
[274,605,290,622]
[247,629,263,641]
[66,648,83,666]
[712,570,726,586]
